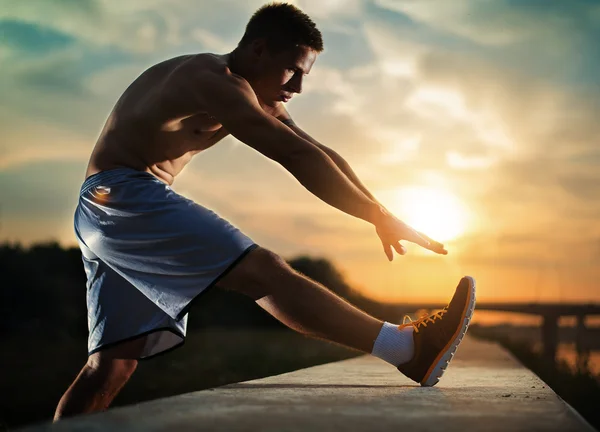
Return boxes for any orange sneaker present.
[397,276,476,387]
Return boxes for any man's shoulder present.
[173,53,229,75]
[145,53,224,80]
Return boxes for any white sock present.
[371,321,415,367]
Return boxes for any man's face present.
[249,40,318,107]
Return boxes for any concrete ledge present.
[22,336,594,431]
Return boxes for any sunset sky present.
[1,0,599,305]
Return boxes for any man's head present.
[231,2,323,106]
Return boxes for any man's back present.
[85,53,234,186]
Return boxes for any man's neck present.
[225,48,270,109]
[226,48,246,78]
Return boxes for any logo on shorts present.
[95,186,111,195]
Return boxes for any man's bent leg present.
[53,336,145,422]
[215,246,384,353]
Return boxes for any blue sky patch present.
[0,20,75,54]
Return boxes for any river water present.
[550,343,600,377]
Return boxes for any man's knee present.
[86,336,145,379]
[217,246,294,299]
[234,246,293,282]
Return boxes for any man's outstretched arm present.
[193,67,383,225]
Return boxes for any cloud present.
[0,0,182,53]
[446,151,497,170]
[190,28,233,53]
[293,0,364,20]
[375,0,600,46]
[374,0,600,85]
[0,105,93,170]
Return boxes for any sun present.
[387,186,468,243]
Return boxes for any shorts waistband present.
[79,168,155,196]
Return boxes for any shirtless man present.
[54,3,475,421]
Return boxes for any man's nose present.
[289,76,303,94]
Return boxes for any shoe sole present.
[420,276,477,387]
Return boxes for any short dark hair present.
[238,2,324,55]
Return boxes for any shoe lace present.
[401,307,447,333]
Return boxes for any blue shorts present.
[74,168,257,359]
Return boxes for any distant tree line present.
[0,240,396,341]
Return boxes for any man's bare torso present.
[84,53,282,186]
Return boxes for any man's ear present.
[250,38,268,59]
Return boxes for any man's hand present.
[374,206,448,261]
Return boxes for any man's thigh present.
[215,246,292,300]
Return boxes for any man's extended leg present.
[216,246,475,387]
[217,246,385,353]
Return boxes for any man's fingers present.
[404,228,431,249]
[381,240,393,261]
[415,230,435,245]
[401,226,447,254]
[415,230,447,253]
[392,241,406,255]
[381,218,447,254]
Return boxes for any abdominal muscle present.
[84,143,187,187]
[84,120,228,187]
